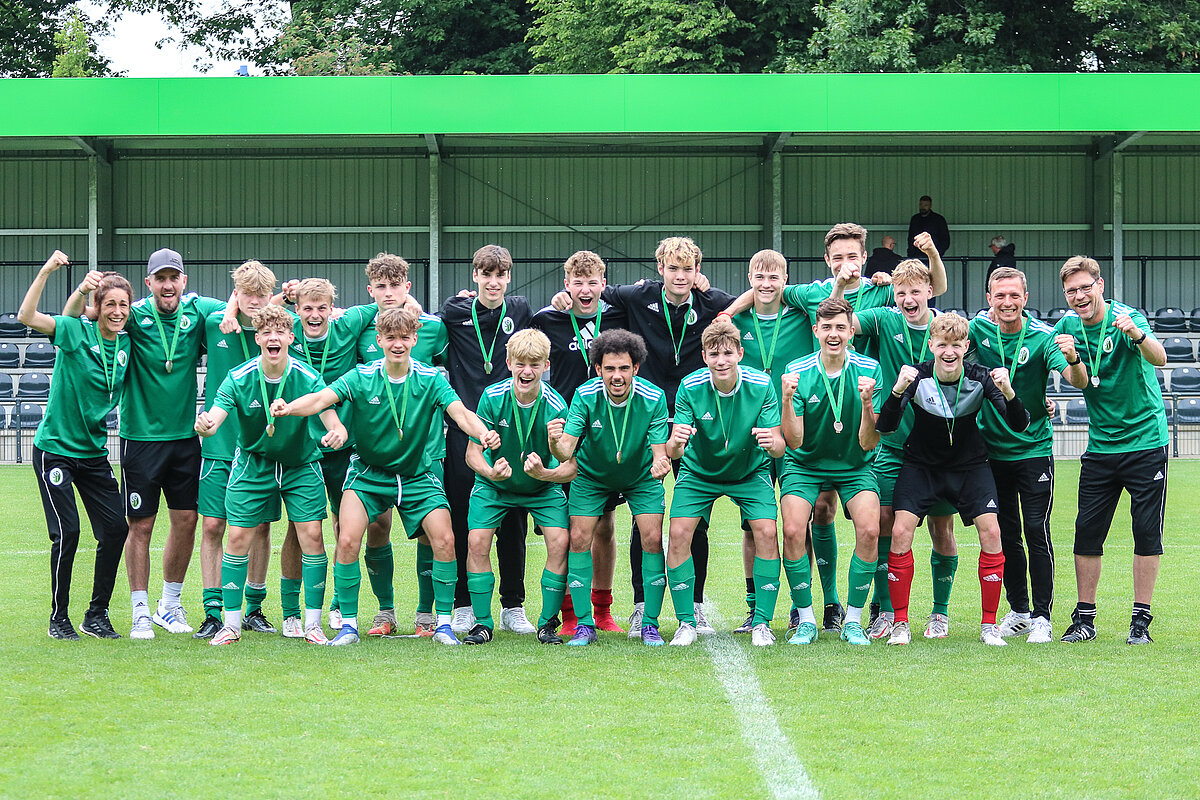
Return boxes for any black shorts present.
[120,437,202,517]
[892,462,999,526]
[1074,446,1167,557]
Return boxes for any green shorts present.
[468,480,569,532]
[318,447,354,510]
[569,473,664,519]
[670,468,777,523]
[342,456,448,539]
[198,458,231,520]
[780,465,878,509]
[873,445,955,516]
[225,449,327,528]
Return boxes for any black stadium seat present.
[0,314,25,338]
[1169,367,1200,394]
[16,372,50,400]
[1163,396,1175,424]
[0,342,18,368]
[21,341,55,368]
[0,373,11,400]
[1045,307,1069,325]
[1176,397,1200,424]
[14,402,43,429]
[105,407,119,429]
[1064,398,1089,424]
[1153,307,1187,333]
[1025,307,1041,320]
[1157,369,1168,393]
[1189,308,1200,333]
[1164,337,1194,363]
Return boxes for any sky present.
[85,2,251,77]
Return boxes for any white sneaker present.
[867,611,894,640]
[1027,617,1053,644]
[924,613,950,639]
[499,606,536,634]
[281,616,304,638]
[693,603,715,635]
[980,623,1007,646]
[130,615,155,640]
[670,621,698,646]
[327,608,342,630]
[627,603,644,639]
[450,606,476,634]
[751,623,776,647]
[887,620,910,645]
[304,624,329,644]
[152,601,193,633]
[997,610,1032,638]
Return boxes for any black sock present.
[1077,601,1097,621]
[745,578,755,596]
[1133,602,1151,617]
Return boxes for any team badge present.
[686,308,698,325]
[502,317,515,334]
[117,350,128,366]
[49,468,64,486]
[180,316,192,330]
[1103,336,1114,353]
[130,492,143,510]
[1017,346,1030,365]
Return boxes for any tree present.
[1077,0,1200,70]
[52,7,93,76]
[273,8,393,75]
[0,0,115,77]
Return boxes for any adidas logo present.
[815,558,828,566]
[986,499,997,509]
[222,581,239,590]
[855,582,871,591]
[366,567,378,575]
[982,337,990,348]
[568,580,584,588]
[1038,473,1050,482]
[366,396,381,405]
[651,577,667,587]
[499,419,509,427]
[648,302,660,312]
[808,394,820,404]
[461,320,474,326]
[938,576,954,583]
[762,583,778,591]
[1154,471,1164,481]
[592,420,603,429]
[792,582,810,590]
[743,332,754,340]
[701,412,713,421]
[894,333,905,343]
[139,317,152,326]
[368,344,378,352]
[249,399,261,409]
[419,569,432,577]
[217,339,228,348]
[670,582,689,591]
[313,581,325,589]
[982,574,1002,582]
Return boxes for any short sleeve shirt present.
[330,359,460,476]
[34,316,130,459]
[782,278,894,353]
[121,293,226,441]
[856,306,941,451]
[783,351,883,473]
[968,311,1069,461]
[731,305,814,401]
[1054,301,1168,454]
[563,376,669,486]
[673,366,780,482]
[201,310,259,461]
[530,301,629,403]
[214,356,326,467]
[473,379,569,496]
[289,303,375,456]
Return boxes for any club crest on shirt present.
[1018,346,1030,365]
[1103,336,1114,353]
[180,316,192,330]
[686,309,698,325]
[502,317,515,334]
[129,492,142,510]
[49,468,64,486]
[117,350,128,366]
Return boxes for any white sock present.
[131,591,149,619]
[161,581,183,606]
[344,616,358,632]
[1013,610,1031,619]
[845,605,864,625]
[304,608,321,629]
[796,605,817,626]
[225,610,243,630]
[436,613,452,628]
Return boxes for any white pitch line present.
[701,601,820,800]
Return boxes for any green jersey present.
[201,310,258,461]
[121,292,226,441]
[674,366,780,482]
[1054,301,1168,454]
[474,378,569,496]
[782,277,894,353]
[330,358,459,477]
[856,306,941,451]
[783,351,883,473]
[290,303,375,455]
[563,376,669,485]
[214,356,326,467]
[968,311,1069,461]
[732,305,814,401]
[34,316,130,459]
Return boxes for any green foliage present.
[0,0,111,77]
[273,8,393,75]
[52,7,92,77]
[1077,0,1200,70]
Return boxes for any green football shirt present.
[856,306,941,452]
[782,277,894,352]
[201,310,258,461]
[121,292,226,441]
[673,365,780,483]
[34,316,130,459]
[968,311,1069,461]
[474,378,569,496]
[563,376,669,485]
[289,303,375,455]
[1054,301,1168,454]
[783,351,883,473]
[732,305,814,401]
[214,356,326,467]
[330,358,459,477]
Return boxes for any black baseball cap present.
[147,248,185,276]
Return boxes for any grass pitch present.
[1,460,1197,799]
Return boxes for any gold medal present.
[165,359,173,373]
[266,423,275,437]
[397,428,403,441]
[484,361,493,374]
[616,451,622,464]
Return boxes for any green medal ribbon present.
[300,333,331,378]
[1080,302,1110,388]
[382,366,412,441]
[471,299,507,375]
[905,317,933,366]
[604,387,633,464]
[257,357,292,438]
[750,310,782,374]
[96,330,117,401]
[935,368,967,446]
[568,305,601,369]
[993,315,1029,378]
[510,383,543,460]
[818,358,847,434]
[711,372,739,453]
[146,301,183,373]
[661,289,691,366]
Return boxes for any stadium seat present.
[0,314,25,337]
[1045,374,1058,394]
[15,402,43,429]
[21,341,56,369]
[1169,367,1200,394]
[1045,307,1069,325]
[1189,308,1200,333]
[1164,337,1195,363]
[1064,398,1089,424]
[1025,307,1041,320]
[1153,307,1187,333]
[0,343,18,368]
[16,372,50,400]
[1056,375,1081,395]
[1157,369,1169,393]
[105,407,119,429]
[942,308,968,319]
[1163,396,1174,424]
[1177,397,1200,424]
[0,373,11,400]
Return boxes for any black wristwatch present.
[1067,355,1081,365]
[1132,331,1147,345]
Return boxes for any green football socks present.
[538,569,567,628]
[931,551,959,616]
[812,522,839,606]
[280,577,302,619]
[847,553,877,612]
[666,557,696,625]
[220,552,248,612]
[466,570,495,630]
[301,552,328,612]
[432,558,457,616]
[244,581,266,615]
[415,541,434,615]
[567,551,595,627]
[873,536,893,612]
[333,560,361,624]
[783,555,814,612]
[752,557,781,626]
[642,550,667,628]
[364,543,395,611]
[202,586,223,619]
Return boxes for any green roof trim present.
[3,74,1199,137]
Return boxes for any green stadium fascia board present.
[2,73,1199,138]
